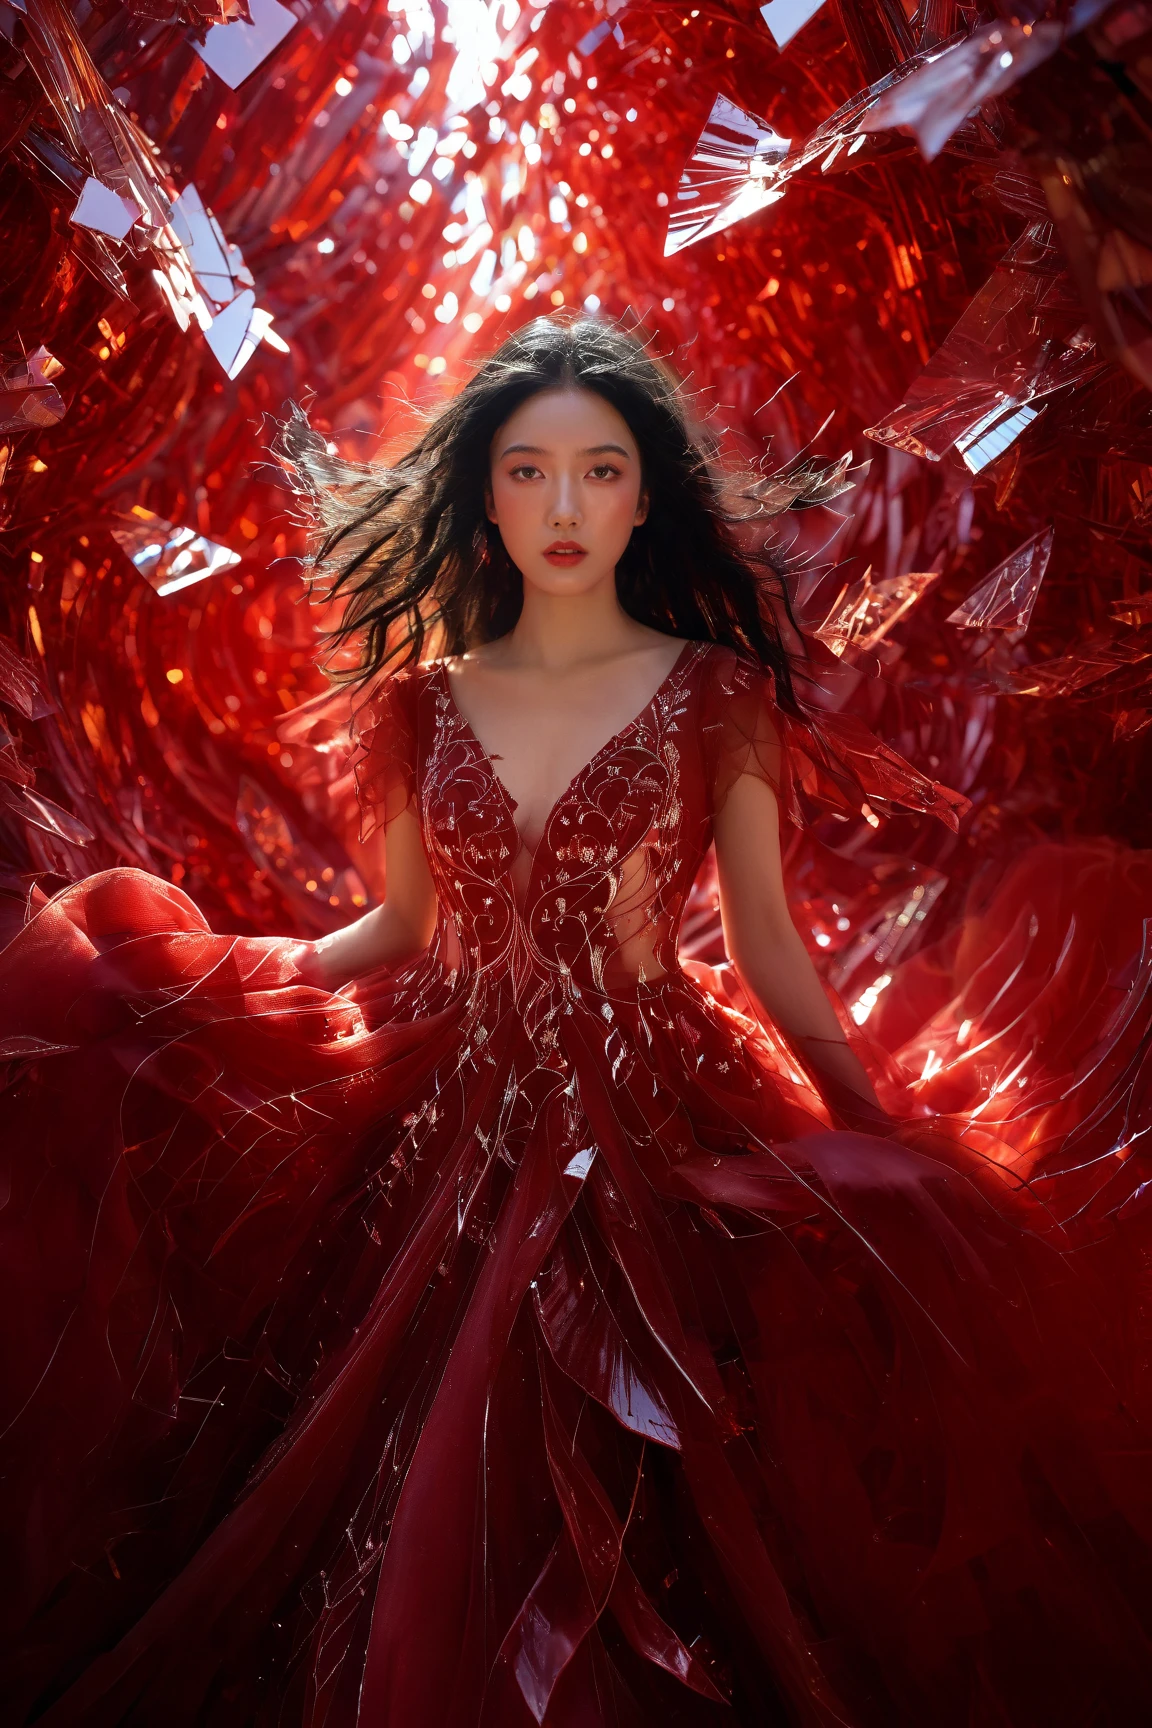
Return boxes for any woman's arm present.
[712,771,881,1108]
[292,808,437,989]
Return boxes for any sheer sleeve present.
[701,646,970,832]
[350,670,419,839]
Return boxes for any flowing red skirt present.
[2,839,1151,1726]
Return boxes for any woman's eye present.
[589,464,621,480]
[510,464,542,481]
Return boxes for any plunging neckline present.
[440,639,699,856]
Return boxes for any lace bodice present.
[352,638,966,1007]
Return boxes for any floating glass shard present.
[866,223,1104,463]
[576,18,624,54]
[0,345,66,433]
[1040,158,1152,392]
[170,182,252,308]
[194,0,296,90]
[954,401,1043,473]
[150,255,213,334]
[829,872,948,995]
[760,0,826,50]
[664,96,791,256]
[0,779,93,844]
[1110,595,1152,627]
[111,506,241,595]
[69,175,140,241]
[665,56,937,256]
[128,0,250,23]
[1115,708,1152,741]
[947,527,1053,632]
[1009,635,1152,698]
[0,630,57,719]
[815,567,938,658]
[862,18,1066,162]
[17,0,268,380]
[204,290,262,378]
[17,0,177,232]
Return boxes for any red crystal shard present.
[865,224,1103,464]
[863,19,1067,162]
[0,345,66,434]
[815,567,939,659]
[947,527,1054,632]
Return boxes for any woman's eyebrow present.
[497,441,632,458]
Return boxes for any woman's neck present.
[496,574,654,674]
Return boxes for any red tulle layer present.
[2,836,1152,1727]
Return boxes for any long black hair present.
[277,314,849,712]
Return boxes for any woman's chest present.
[412,673,710,948]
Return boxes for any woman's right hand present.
[286,940,341,990]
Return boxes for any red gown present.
[2,639,1152,1727]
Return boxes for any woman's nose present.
[548,475,581,528]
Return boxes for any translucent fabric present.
[3,641,1152,1727]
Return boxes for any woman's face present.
[487,386,648,598]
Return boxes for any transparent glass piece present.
[110,506,241,596]
[0,629,56,719]
[0,778,93,844]
[169,183,239,308]
[866,223,1104,462]
[815,567,938,659]
[18,0,262,369]
[17,0,177,232]
[204,289,270,379]
[1009,635,1152,698]
[664,95,791,257]
[1115,708,1152,741]
[665,54,942,256]
[863,18,1066,162]
[1041,162,1152,393]
[0,344,66,433]
[759,0,826,51]
[1110,595,1152,627]
[946,526,1053,632]
[194,0,296,90]
[955,400,1042,473]
[828,870,948,994]
[69,175,139,241]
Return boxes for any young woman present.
[2,317,1151,1727]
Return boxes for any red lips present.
[542,540,587,565]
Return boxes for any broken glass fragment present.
[760,0,826,51]
[204,290,263,378]
[866,223,1104,463]
[194,0,296,90]
[235,776,370,932]
[947,527,1053,632]
[666,54,941,256]
[69,175,140,241]
[170,182,252,307]
[815,567,938,658]
[111,506,241,596]
[0,345,66,434]
[0,630,57,719]
[863,20,1064,162]
[665,95,790,256]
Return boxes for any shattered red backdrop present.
[1,0,1150,1076]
